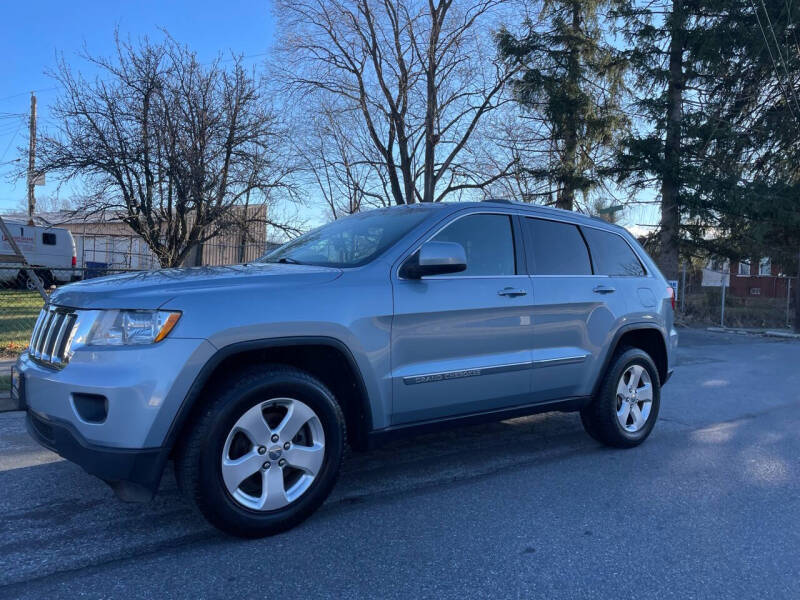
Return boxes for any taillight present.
[71,255,77,267]
[667,286,675,310]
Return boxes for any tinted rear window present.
[524,218,592,275]
[581,227,645,276]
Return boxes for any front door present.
[390,212,534,425]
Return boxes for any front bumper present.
[26,410,167,501]
[17,337,217,499]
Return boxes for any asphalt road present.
[1,329,799,599]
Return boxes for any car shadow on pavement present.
[0,409,595,586]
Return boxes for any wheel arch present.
[594,324,669,395]
[165,337,374,454]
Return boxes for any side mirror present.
[400,241,467,279]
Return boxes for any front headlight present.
[87,310,181,346]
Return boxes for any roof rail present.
[482,197,515,204]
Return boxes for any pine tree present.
[615,0,800,282]
[497,1,627,211]
[612,0,697,280]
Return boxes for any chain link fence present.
[675,263,796,331]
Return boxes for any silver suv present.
[17,201,677,537]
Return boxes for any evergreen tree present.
[497,1,627,211]
[615,0,800,284]
[693,0,800,329]
[612,0,697,280]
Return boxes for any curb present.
[0,395,19,413]
[706,326,800,339]
[764,330,800,339]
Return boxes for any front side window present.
[259,206,432,268]
[431,214,516,276]
[582,227,646,277]
[524,218,592,275]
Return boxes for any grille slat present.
[51,314,76,363]
[29,307,77,368]
[30,310,46,349]
[31,312,47,357]
[34,312,55,359]
[41,313,64,360]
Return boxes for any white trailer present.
[0,221,79,288]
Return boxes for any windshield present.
[258,206,433,268]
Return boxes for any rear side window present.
[42,232,57,246]
[582,227,646,277]
[524,218,592,275]
[432,214,516,276]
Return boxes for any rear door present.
[523,217,627,401]
[391,211,534,425]
[580,224,649,319]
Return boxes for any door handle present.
[593,284,616,294]
[498,287,528,297]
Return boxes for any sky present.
[0,0,655,234]
[0,0,275,212]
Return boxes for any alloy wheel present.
[221,397,325,511]
[615,364,653,433]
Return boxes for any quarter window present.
[582,227,646,277]
[524,218,592,275]
[431,214,516,276]
[42,232,57,246]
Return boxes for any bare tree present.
[13,193,76,215]
[38,33,298,267]
[293,100,390,219]
[275,0,519,206]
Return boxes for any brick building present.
[702,256,794,298]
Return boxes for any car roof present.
[340,201,630,236]
[433,200,629,235]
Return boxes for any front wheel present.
[175,365,346,538]
[580,348,661,448]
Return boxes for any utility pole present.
[27,92,37,225]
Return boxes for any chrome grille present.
[29,306,78,367]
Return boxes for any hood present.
[50,263,343,310]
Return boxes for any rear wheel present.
[580,347,660,448]
[175,365,346,538]
[16,269,52,290]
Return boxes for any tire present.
[16,270,52,290]
[174,365,346,538]
[580,347,660,448]
[37,270,54,288]
[15,271,34,290]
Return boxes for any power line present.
[760,0,800,114]
[750,0,800,121]
[0,87,58,104]
[0,120,24,163]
